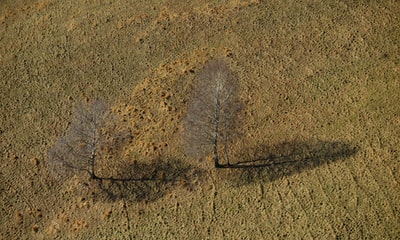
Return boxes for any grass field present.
[1,0,399,239]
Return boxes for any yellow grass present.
[1,0,399,239]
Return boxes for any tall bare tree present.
[184,59,241,168]
[48,99,115,179]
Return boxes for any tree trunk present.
[213,87,221,168]
[213,143,221,168]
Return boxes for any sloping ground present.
[1,0,399,239]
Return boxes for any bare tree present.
[48,99,115,179]
[184,59,241,168]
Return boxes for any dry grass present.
[1,0,399,239]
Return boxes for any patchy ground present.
[1,0,399,239]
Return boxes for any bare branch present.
[47,99,116,179]
[184,59,242,168]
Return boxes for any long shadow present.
[221,140,359,185]
[95,158,205,202]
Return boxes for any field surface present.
[1,0,399,239]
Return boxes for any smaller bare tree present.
[184,59,242,168]
[48,99,116,179]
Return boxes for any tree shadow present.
[94,158,206,203]
[221,140,359,186]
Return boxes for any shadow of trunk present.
[94,158,206,202]
[219,140,359,185]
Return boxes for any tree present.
[48,99,115,179]
[184,59,241,168]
